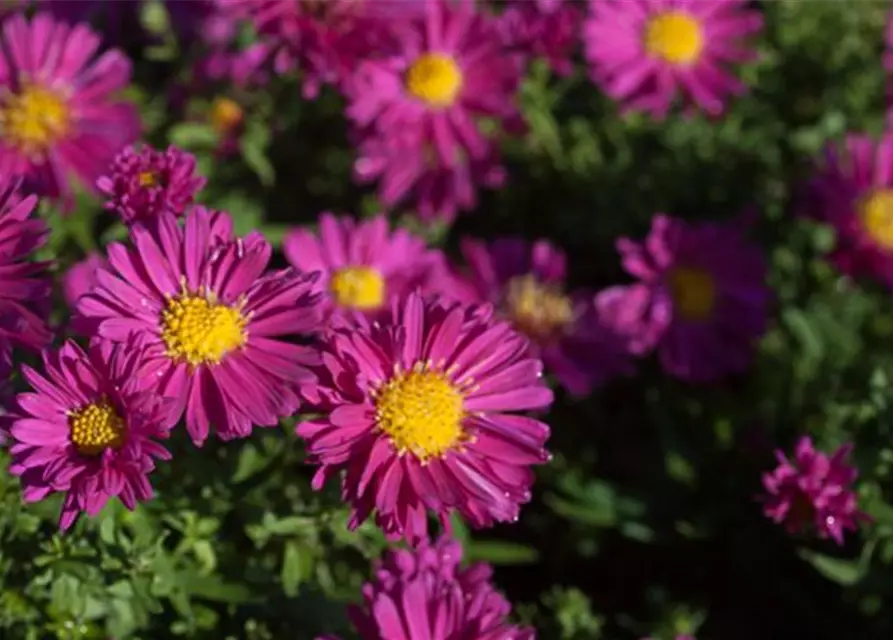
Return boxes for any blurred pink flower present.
[62,252,107,311]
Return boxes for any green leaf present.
[465,541,539,565]
[799,549,866,586]
[281,541,306,597]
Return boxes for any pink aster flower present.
[800,134,893,287]
[282,213,447,322]
[97,144,207,226]
[0,180,52,375]
[62,252,107,311]
[6,340,173,531]
[346,0,522,222]
[353,130,507,223]
[761,436,869,545]
[318,536,535,640]
[76,208,324,445]
[602,214,769,382]
[498,0,580,76]
[297,291,553,544]
[583,0,763,118]
[449,237,634,395]
[0,13,140,199]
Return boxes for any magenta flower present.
[583,0,763,118]
[800,134,893,288]
[499,0,580,76]
[318,537,534,640]
[218,0,406,98]
[0,13,140,199]
[602,214,769,382]
[97,144,207,226]
[346,0,522,222]
[353,130,507,223]
[283,213,447,322]
[297,291,552,544]
[762,436,869,545]
[449,237,634,395]
[62,252,107,311]
[77,208,324,445]
[0,180,52,375]
[6,340,173,531]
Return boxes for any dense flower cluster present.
[0,1,882,637]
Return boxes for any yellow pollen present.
[69,400,125,456]
[209,96,243,134]
[329,266,385,311]
[373,366,465,460]
[405,53,463,108]
[669,266,716,321]
[138,171,158,188]
[859,189,893,250]
[505,274,574,340]
[161,289,247,366]
[0,84,71,157]
[644,11,705,65]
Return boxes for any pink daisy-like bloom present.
[761,436,869,545]
[298,291,553,544]
[449,237,634,395]
[800,134,893,288]
[346,0,522,222]
[0,13,140,199]
[62,252,107,311]
[353,129,507,223]
[76,207,324,446]
[317,537,535,640]
[282,213,447,322]
[96,144,207,226]
[0,179,52,375]
[583,0,763,118]
[602,214,769,382]
[498,0,580,77]
[6,340,173,531]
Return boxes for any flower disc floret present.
[405,53,463,107]
[69,400,125,456]
[644,11,704,65]
[0,84,70,157]
[668,266,715,321]
[373,364,467,460]
[329,266,385,311]
[505,274,574,340]
[161,289,247,366]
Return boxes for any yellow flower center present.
[329,266,385,311]
[644,11,705,65]
[859,189,893,250]
[209,96,243,134]
[505,274,574,340]
[669,266,716,321]
[373,364,466,460]
[405,53,463,108]
[0,84,71,157]
[69,400,125,456]
[161,289,248,367]
[138,171,158,188]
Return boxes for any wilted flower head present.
[583,0,763,118]
[346,0,521,222]
[283,213,447,322]
[0,13,140,199]
[499,0,580,76]
[801,134,893,288]
[602,214,769,382]
[318,537,535,640]
[762,436,869,545]
[6,340,173,531]
[449,237,634,395]
[298,291,552,544]
[77,208,324,445]
[97,144,206,225]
